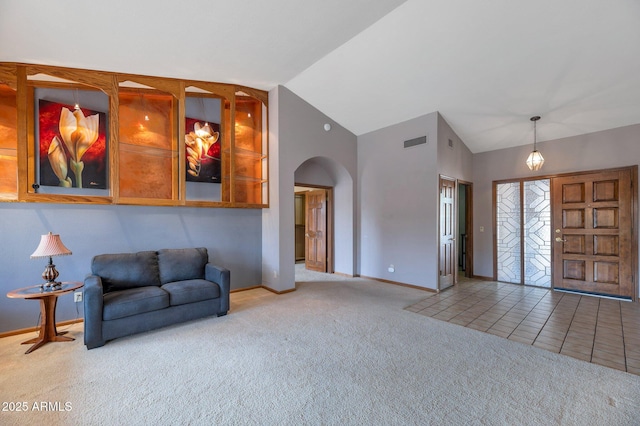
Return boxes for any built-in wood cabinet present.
[0,63,268,208]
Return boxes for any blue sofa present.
[83,247,229,349]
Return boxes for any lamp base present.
[40,258,62,291]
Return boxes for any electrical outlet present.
[74,291,83,303]
[388,265,395,273]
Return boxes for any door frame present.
[458,180,474,278]
[492,165,638,301]
[294,182,334,274]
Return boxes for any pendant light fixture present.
[526,115,544,171]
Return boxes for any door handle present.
[555,237,567,243]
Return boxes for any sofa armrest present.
[83,274,105,349]
[205,264,230,314]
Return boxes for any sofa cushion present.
[157,248,208,284]
[92,251,161,292]
[103,286,169,321]
[161,279,220,306]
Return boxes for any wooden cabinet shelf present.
[225,175,267,183]
[225,147,266,160]
[0,62,269,208]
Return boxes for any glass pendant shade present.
[526,150,544,171]
[526,116,544,171]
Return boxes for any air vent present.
[404,136,427,149]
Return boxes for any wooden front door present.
[305,189,327,272]
[439,176,456,290]
[552,168,634,299]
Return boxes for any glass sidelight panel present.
[523,179,551,287]
[496,182,521,283]
[496,178,551,287]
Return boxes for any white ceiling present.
[2,0,639,153]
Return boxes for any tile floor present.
[405,278,640,375]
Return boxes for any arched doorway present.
[293,156,354,281]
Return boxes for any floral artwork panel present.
[39,99,107,189]
[185,117,221,183]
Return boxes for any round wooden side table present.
[7,281,83,354]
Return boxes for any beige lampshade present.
[30,232,72,258]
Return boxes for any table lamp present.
[30,232,72,290]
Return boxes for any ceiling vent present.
[404,136,427,149]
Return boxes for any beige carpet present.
[1,275,639,425]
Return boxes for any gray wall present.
[357,113,439,288]
[438,113,474,281]
[357,112,473,289]
[263,86,357,291]
[1,203,262,333]
[472,123,640,290]
[437,113,473,182]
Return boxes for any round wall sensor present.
[324,123,331,131]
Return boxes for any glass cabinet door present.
[233,91,267,206]
[118,82,177,203]
[0,83,17,200]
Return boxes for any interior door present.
[305,189,327,272]
[439,176,456,290]
[552,169,633,299]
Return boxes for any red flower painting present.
[39,99,107,189]
[185,117,221,183]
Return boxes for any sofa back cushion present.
[92,251,160,292]
[157,247,208,284]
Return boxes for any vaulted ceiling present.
[2,0,639,153]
